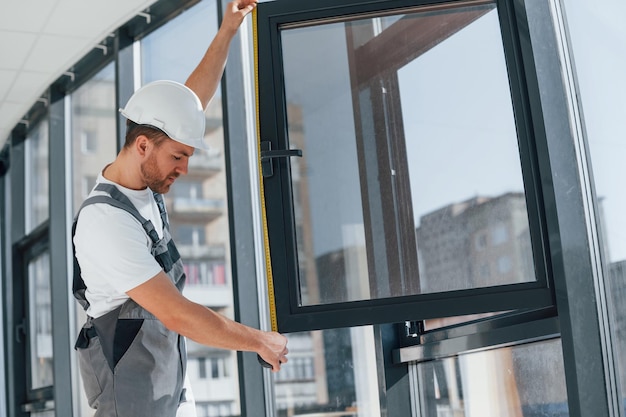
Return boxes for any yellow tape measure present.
[252,8,278,333]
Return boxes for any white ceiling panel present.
[47,3,129,37]
[23,34,91,72]
[44,0,156,37]
[0,1,57,32]
[6,71,52,103]
[0,0,157,149]
[0,102,28,129]
[0,69,18,99]
[0,32,38,71]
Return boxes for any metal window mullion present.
[114,28,137,151]
[48,87,74,417]
[8,126,27,417]
[0,152,9,417]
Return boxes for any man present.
[72,1,289,416]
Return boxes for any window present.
[25,120,49,233]
[196,356,230,380]
[475,233,488,250]
[414,338,568,416]
[198,357,207,379]
[174,179,204,199]
[572,0,626,410]
[70,62,117,216]
[12,223,54,413]
[80,130,98,154]
[28,250,53,390]
[492,223,509,245]
[175,225,207,246]
[140,1,240,414]
[497,256,512,273]
[81,175,97,200]
[196,402,235,417]
[70,62,118,417]
[184,260,227,286]
[256,0,553,332]
[274,328,381,415]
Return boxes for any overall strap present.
[92,183,160,243]
[72,183,161,311]
[153,192,169,230]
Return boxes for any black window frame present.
[12,221,54,414]
[256,0,556,333]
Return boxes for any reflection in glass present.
[30,412,54,417]
[141,1,239,414]
[281,3,535,306]
[275,327,380,417]
[28,251,53,389]
[25,120,49,232]
[70,61,117,417]
[569,1,626,412]
[415,339,568,416]
[568,38,626,414]
[71,63,117,213]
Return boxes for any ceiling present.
[0,0,158,149]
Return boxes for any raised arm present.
[185,0,257,108]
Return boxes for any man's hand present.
[258,331,289,372]
[221,0,258,35]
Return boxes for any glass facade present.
[141,1,240,414]
[69,61,117,417]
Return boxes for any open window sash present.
[255,0,555,333]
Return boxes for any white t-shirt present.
[74,173,165,318]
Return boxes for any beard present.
[140,151,178,194]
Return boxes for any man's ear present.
[135,135,150,156]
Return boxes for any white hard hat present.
[120,80,208,150]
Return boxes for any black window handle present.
[260,141,302,177]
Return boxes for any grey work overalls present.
[72,183,188,417]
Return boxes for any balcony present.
[168,197,224,222]
[188,148,222,174]
[183,285,232,308]
[177,243,226,260]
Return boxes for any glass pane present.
[70,62,117,417]
[415,338,568,416]
[71,63,117,214]
[281,3,535,306]
[141,1,239,414]
[275,327,380,416]
[25,120,49,232]
[566,0,626,412]
[30,411,54,417]
[28,251,53,389]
